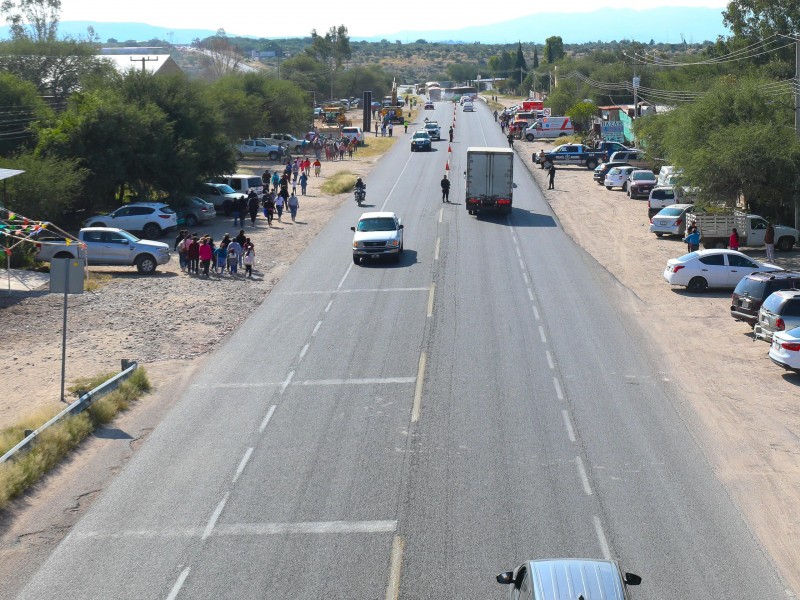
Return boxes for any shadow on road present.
[355,249,418,268]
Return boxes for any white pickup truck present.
[35,227,171,274]
[687,210,799,251]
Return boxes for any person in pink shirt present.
[199,237,214,277]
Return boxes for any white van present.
[341,126,363,145]
[210,174,264,195]
[524,116,575,140]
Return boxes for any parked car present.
[259,133,304,152]
[424,102,434,110]
[648,185,697,218]
[627,169,658,198]
[731,271,800,325]
[198,183,246,215]
[410,131,432,151]
[210,174,263,195]
[496,558,641,600]
[609,149,653,170]
[593,161,630,184]
[650,204,694,237]
[753,290,800,342]
[236,139,282,160]
[423,121,441,140]
[769,325,800,372]
[604,166,636,191]
[351,211,404,264]
[663,248,782,293]
[169,196,216,227]
[341,126,363,145]
[83,202,177,240]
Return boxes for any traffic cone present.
[445,162,450,171]
[448,145,452,153]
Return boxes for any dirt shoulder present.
[510,129,800,593]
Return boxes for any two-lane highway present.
[15,100,789,599]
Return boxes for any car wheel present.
[587,160,597,170]
[687,276,708,293]
[352,255,360,265]
[142,223,161,239]
[54,251,74,259]
[268,151,279,161]
[136,254,157,274]
[237,151,244,160]
[655,233,663,237]
[398,242,404,254]
[622,182,628,192]
[185,215,198,227]
[605,186,612,190]
[777,236,794,252]
[526,134,534,142]
[90,221,106,228]
[558,132,567,137]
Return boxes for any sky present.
[59,0,729,38]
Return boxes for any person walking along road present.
[547,164,556,190]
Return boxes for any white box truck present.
[465,147,514,216]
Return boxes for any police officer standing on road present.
[449,126,454,142]
[441,175,451,203]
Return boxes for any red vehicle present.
[522,100,544,112]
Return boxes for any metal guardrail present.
[0,360,138,465]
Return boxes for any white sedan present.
[769,326,800,372]
[662,249,782,293]
[604,166,636,191]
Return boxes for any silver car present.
[604,166,636,191]
[351,211,404,264]
[754,290,800,342]
[650,203,694,237]
[496,558,641,600]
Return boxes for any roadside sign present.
[601,120,625,143]
[543,108,552,117]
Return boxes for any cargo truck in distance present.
[465,147,515,216]
[687,210,798,251]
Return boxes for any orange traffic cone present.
[448,145,452,153]
[445,162,450,171]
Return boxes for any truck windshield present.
[358,218,396,232]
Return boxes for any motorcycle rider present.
[354,177,366,203]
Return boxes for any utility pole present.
[130,56,158,72]
[795,39,800,229]
[632,57,639,146]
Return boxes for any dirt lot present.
[509,129,800,593]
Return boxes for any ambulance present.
[524,116,575,140]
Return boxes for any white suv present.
[351,212,404,264]
[83,202,177,239]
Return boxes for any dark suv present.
[731,271,800,325]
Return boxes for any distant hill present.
[364,7,729,44]
[0,7,729,45]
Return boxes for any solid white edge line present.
[562,410,576,442]
[280,371,295,395]
[298,377,416,385]
[553,377,564,401]
[217,520,398,536]
[324,300,333,313]
[546,350,554,370]
[232,447,254,484]
[312,320,322,336]
[412,352,426,423]
[533,305,540,320]
[259,405,276,433]
[299,343,310,361]
[427,283,435,318]
[434,237,440,260]
[593,516,612,560]
[385,535,405,600]
[203,493,229,540]
[538,326,547,343]
[166,566,191,600]
[337,263,353,290]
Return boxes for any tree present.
[533,46,539,69]
[499,51,513,77]
[0,71,51,156]
[206,76,266,141]
[566,101,598,132]
[723,0,799,38]
[201,30,243,79]
[309,25,351,100]
[446,62,477,84]
[514,42,527,84]
[1,151,85,221]
[1,0,61,42]
[544,36,565,63]
[487,55,501,79]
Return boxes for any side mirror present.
[624,573,642,586]
[398,224,404,229]
[512,183,518,189]
[350,226,355,231]
[496,571,513,585]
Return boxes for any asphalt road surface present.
[15,102,789,599]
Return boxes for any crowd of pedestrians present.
[174,228,256,279]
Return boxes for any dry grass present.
[356,136,398,159]
[84,273,113,292]
[321,171,359,195]
[0,368,150,510]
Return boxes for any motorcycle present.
[354,185,366,206]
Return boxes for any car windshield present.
[413,133,429,139]
[633,172,656,180]
[678,251,699,262]
[358,218,397,232]
[657,208,684,217]
[119,230,140,242]
[215,184,236,194]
